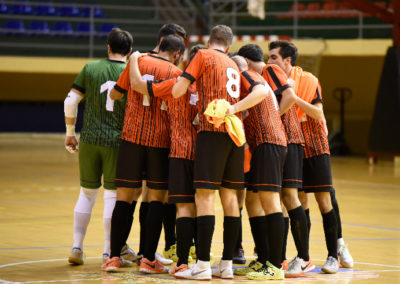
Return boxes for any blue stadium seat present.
[53,21,73,36]
[5,20,26,35]
[97,23,116,38]
[59,3,80,17]
[29,21,50,35]
[0,1,9,14]
[80,6,105,18]
[36,1,57,16]
[76,22,95,37]
[11,0,34,15]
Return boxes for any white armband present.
[64,90,83,118]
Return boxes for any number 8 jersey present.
[182,49,242,133]
[72,59,127,148]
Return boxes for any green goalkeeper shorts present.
[79,141,119,190]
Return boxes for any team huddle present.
[64,23,354,281]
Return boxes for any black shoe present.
[233,248,246,264]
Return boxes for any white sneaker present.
[68,247,84,265]
[338,242,354,268]
[284,257,315,278]
[155,252,173,265]
[322,256,339,274]
[120,257,134,267]
[121,244,137,262]
[212,260,233,279]
[174,260,212,280]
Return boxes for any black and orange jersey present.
[240,70,287,150]
[262,64,305,146]
[299,83,330,158]
[148,78,198,160]
[182,49,242,133]
[115,54,181,148]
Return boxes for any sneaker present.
[155,252,174,265]
[170,263,188,275]
[163,244,178,262]
[121,244,137,262]
[281,259,288,271]
[234,260,263,276]
[102,256,120,272]
[139,257,169,274]
[174,260,212,280]
[233,248,246,264]
[120,257,134,267]
[246,261,284,280]
[102,253,109,264]
[284,257,315,278]
[212,260,233,279]
[322,256,339,274]
[68,247,84,265]
[136,254,143,265]
[338,242,354,268]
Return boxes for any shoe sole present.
[68,257,83,265]
[174,275,211,280]
[285,271,306,278]
[103,267,119,272]
[139,268,168,274]
[340,261,354,268]
[321,267,338,274]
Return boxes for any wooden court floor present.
[0,134,399,283]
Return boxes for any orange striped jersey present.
[115,54,182,148]
[240,70,287,150]
[298,82,330,158]
[262,64,305,145]
[148,78,198,160]
[182,49,242,133]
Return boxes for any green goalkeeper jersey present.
[72,59,127,148]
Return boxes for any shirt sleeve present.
[72,64,87,93]
[114,61,130,94]
[262,64,290,95]
[240,71,263,99]
[182,50,204,83]
[148,78,178,101]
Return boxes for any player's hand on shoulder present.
[130,51,146,61]
[65,136,79,154]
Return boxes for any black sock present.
[288,206,309,261]
[222,216,240,260]
[196,215,215,261]
[281,217,289,262]
[176,217,195,266]
[143,201,164,261]
[121,201,137,245]
[266,212,284,268]
[138,202,149,256]
[249,216,269,263]
[330,189,343,239]
[110,201,130,258]
[322,209,338,259]
[163,203,177,250]
[305,208,311,236]
[235,208,243,250]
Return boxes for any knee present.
[315,193,332,213]
[298,191,308,209]
[177,203,196,218]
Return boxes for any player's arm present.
[295,97,324,120]
[172,76,191,98]
[129,51,149,95]
[110,87,124,100]
[64,88,84,153]
[110,62,130,100]
[279,87,296,115]
[227,84,268,114]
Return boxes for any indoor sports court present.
[0,0,399,283]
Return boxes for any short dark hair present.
[269,40,298,65]
[159,34,186,55]
[237,44,264,62]
[189,43,206,58]
[157,23,187,43]
[209,25,233,47]
[106,28,133,56]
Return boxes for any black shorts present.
[248,143,287,192]
[168,158,195,204]
[282,143,304,189]
[194,131,245,190]
[115,139,169,190]
[302,154,333,193]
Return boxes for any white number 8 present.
[226,67,240,98]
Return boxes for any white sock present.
[337,237,345,246]
[103,189,116,255]
[72,187,98,249]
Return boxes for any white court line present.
[0,257,100,269]
[23,279,95,283]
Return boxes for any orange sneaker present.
[101,256,120,272]
[281,259,288,271]
[139,257,169,274]
[170,263,188,275]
